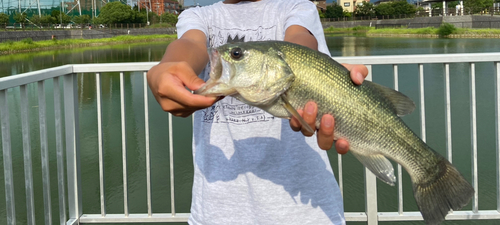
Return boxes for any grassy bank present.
[0,34,177,55]
[328,25,500,38]
[2,25,499,55]
[324,26,372,34]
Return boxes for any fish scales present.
[279,43,434,170]
[196,41,474,225]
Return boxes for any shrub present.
[438,23,456,37]
[21,38,34,44]
[352,26,371,31]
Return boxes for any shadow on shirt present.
[194,118,344,223]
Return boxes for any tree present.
[431,2,441,10]
[0,13,9,25]
[318,9,325,18]
[354,2,375,17]
[464,0,494,14]
[391,0,416,15]
[73,15,91,25]
[51,10,71,24]
[96,2,135,24]
[448,1,460,8]
[160,13,178,25]
[343,10,352,18]
[325,4,344,18]
[40,15,56,24]
[29,15,41,25]
[148,12,160,24]
[375,3,395,16]
[13,12,27,24]
[132,9,147,23]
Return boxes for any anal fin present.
[351,151,396,186]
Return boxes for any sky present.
[183,0,337,7]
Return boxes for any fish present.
[195,41,474,225]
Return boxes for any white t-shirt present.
[177,0,345,224]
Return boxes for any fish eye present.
[230,48,243,60]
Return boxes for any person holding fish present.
[147,0,369,224]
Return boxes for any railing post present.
[495,61,500,213]
[64,73,82,224]
[0,90,15,225]
[365,169,378,225]
[364,65,378,225]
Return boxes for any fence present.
[1,23,175,31]
[1,53,500,224]
[320,8,500,23]
[0,25,176,43]
[373,21,500,29]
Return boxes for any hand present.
[147,61,218,117]
[289,64,368,153]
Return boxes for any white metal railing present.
[0,52,500,224]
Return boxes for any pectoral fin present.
[351,151,396,186]
[281,95,315,134]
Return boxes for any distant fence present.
[0,25,176,43]
[375,21,500,29]
[0,23,175,31]
[320,8,500,23]
[321,14,419,22]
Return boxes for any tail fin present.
[413,159,474,225]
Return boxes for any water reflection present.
[0,42,170,77]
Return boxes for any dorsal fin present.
[365,81,416,116]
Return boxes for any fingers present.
[173,61,207,91]
[335,139,349,155]
[159,74,216,109]
[289,102,318,136]
[342,63,369,85]
[317,115,350,154]
[301,102,318,136]
[147,62,217,117]
[317,114,334,150]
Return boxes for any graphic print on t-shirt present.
[201,25,278,125]
[208,25,276,47]
[201,97,275,124]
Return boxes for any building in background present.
[310,0,326,12]
[339,0,369,12]
[138,0,180,15]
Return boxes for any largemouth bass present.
[195,41,474,225]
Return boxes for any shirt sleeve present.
[176,7,208,39]
[284,0,330,56]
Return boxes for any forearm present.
[160,31,209,75]
[284,25,318,51]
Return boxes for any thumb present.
[174,62,207,91]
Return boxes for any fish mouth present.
[194,47,236,96]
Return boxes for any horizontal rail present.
[3,53,500,90]
[0,65,73,90]
[379,210,500,221]
[71,63,157,73]
[0,62,157,90]
[78,210,500,223]
[335,52,500,65]
[79,213,190,223]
